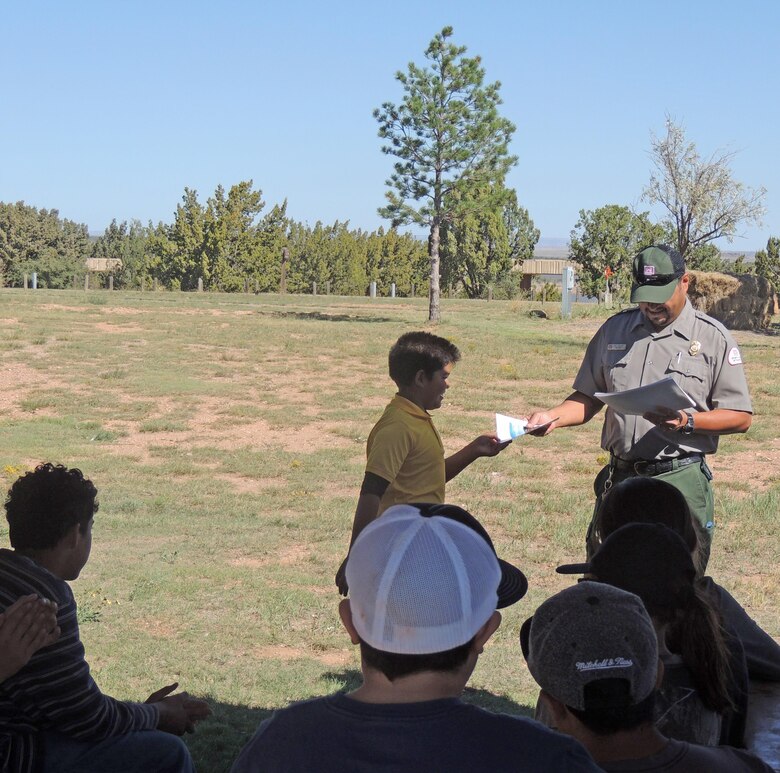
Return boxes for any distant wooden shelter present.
[518,257,575,291]
[85,258,122,272]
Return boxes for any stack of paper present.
[594,377,695,416]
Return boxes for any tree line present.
[3,184,775,303]
[0,187,432,295]
[0,179,538,299]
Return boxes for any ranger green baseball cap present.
[630,245,685,304]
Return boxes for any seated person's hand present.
[0,594,60,682]
[147,682,211,735]
[335,556,349,596]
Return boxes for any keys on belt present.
[609,453,704,477]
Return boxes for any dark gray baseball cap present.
[520,581,658,711]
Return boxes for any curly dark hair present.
[5,463,98,550]
[388,331,461,387]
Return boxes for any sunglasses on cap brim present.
[636,272,680,287]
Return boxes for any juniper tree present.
[569,205,665,301]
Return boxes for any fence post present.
[390,282,396,298]
[244,278,249,293]
[280,247,289,294]
[84,274,89,291]
[561,267,574,319]
[312,281,317,296]
[369,281,377,298]
[325,280,331,295]
[109,275,114,291]
[197,278,203,292]
[24,274,29,289]
[487,284,493,302]
[31,272,38,290]
[254,279,259,294]
[411,283,415,298]
[73,274,78,289]
[153,278,158,291]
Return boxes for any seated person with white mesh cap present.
[232,503,601,773]
[521,581,774,772]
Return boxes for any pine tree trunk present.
[428,221,441,322]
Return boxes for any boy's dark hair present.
[359,637,473,682]
[5,463,98,550]
[567,679,656,735]
[388,332,461,387]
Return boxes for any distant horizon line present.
[533,238,758,259]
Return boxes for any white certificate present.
[494,414,556,442]
[495,413,528,442]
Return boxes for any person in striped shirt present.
[0,463,210,773]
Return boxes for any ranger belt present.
[609,453,704,477]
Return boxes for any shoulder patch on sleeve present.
[727,346,743,365]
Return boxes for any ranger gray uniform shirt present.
[573,299,752,461]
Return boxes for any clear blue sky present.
[2,0,777,251]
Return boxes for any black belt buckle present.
[634,460,673,476]
[633,460,653,475]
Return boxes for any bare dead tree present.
[643,117,766,264]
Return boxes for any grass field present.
[1,288,778,771]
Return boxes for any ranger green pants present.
[587,457,715,569]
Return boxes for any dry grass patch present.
[251,644,353,668]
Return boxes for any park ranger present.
[525,245,753,568]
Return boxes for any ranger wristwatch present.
[680,412,695,435]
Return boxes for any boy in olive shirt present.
[336,331,509,594]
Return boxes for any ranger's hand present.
[644,409,687,431]
[524,412,558,436]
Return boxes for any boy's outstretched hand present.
[445,433,511,482]
[147,682,211,735]
[470,433,512,457]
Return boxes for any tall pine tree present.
[375,26,516,321]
